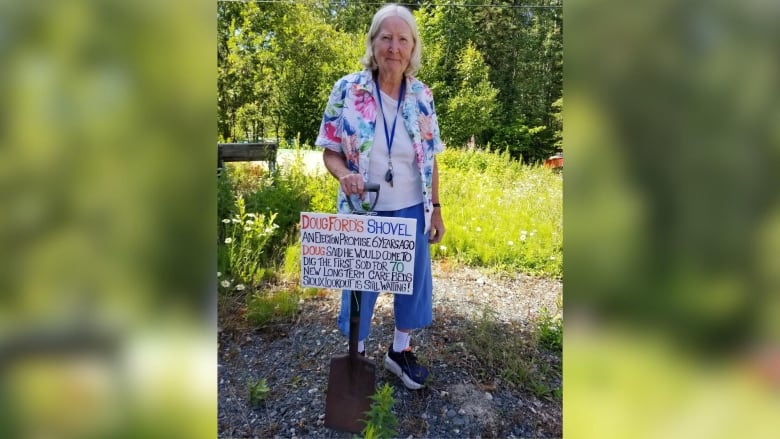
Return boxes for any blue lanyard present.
[375,78,405,160]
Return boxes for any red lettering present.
[302,245,325,256]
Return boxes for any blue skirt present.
[337,203,433,340]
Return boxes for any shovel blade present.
[324,354,377,433]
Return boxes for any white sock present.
[392,329,410,353]
[358,340,365,353]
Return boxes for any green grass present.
[435,148,562,278]
[462,307,562,398]
[245,288,302,326]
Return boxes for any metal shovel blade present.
[324,353,376,433]
[324,290,376,433]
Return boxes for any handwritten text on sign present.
[300,212,417,295]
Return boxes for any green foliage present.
[282,241,301,281]
[248,378,270,407]
[218,2,362,143]
[434,148,562,278]
[217,169,238,231]
[463,307,561,398]
[221,147,560,289]
[486,121,556,164]
[535,307,563,353]
[218,195,279,287]
[246,288,301,325]
[438,41,498,147]
[361,383,399,439]
[240,151,337,258]
[219,0,563,159]
[550,97,563,152]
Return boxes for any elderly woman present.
[315,3,445,390]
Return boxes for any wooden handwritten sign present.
[299,212,417,295]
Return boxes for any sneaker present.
[384,347,429,390]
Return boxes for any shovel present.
[324,183,381,433]
[324,290,377,433]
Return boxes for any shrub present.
[218,194,278,287]
[362,383,398,439]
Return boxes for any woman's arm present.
[323,148,364,195]
[429,157,445,243]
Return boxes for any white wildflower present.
[245,220,254,225]
[439,245,447,252]
[231,218,241,224]
[220,280,230,288]
[222,218,230,224]
[217,271,221,277]
[244,226,252,232]
[246,213,256,218]
[235,284,245,291]
[224,237,233,244]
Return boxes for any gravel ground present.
[218,261,562,438]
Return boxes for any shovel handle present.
[349,290,361,358]
[346,183,380,214]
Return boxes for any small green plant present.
[219,194,279,287]
[248,378,270,407]
[361,383,398,439]
[529,378,552,398]
[535,306,562,352]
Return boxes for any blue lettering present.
[367,219,413,236]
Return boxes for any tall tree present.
[439,41,498,147]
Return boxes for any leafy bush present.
[218,195,278,287]
[486,121,555,164]
[242,151,337,259]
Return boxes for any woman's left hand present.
[428,208,445,244]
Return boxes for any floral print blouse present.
[315,69,444,233]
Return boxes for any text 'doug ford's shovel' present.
[324,183,380,433]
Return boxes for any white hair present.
[360,3,422,77]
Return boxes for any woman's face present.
[373,16,413,79]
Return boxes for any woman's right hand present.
[323,149,364,196]
[339,173,364,195]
